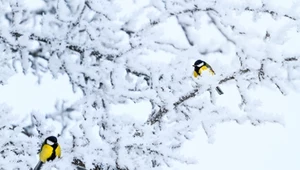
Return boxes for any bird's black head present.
[193,60,205,68]
[45,136,58,146]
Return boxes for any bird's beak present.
[192,65,195,67]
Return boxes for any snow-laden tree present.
[0,0,299,169]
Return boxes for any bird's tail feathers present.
[215,86,224,95]
[34,161,44,170]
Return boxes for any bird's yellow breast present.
[193,71,199,78]
[39,144,61,162]
[39,144,53,162]
[56,145,61,158]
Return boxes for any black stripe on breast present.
[47,144,58,161]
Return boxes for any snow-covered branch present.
[0,0,299,169]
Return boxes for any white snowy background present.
[0,0,300,169]
[1,60,299,170]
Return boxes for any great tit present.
[193,59,224,95]
[34,136,61,170]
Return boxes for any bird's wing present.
[206,64,216,75]
[55,144,61,158]
[39,144,53,162]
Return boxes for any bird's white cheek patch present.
[47,140,54,145]
[197,63,204,67]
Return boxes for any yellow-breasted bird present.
[193,59,224,95]
[34,136,61,170]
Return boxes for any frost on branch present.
[0,104,38,169]
[0,0,299,169]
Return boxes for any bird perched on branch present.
[193,59,224,95]
[34,136,61,170]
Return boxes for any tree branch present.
[244,6,296,20]
[147,89,199,125]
